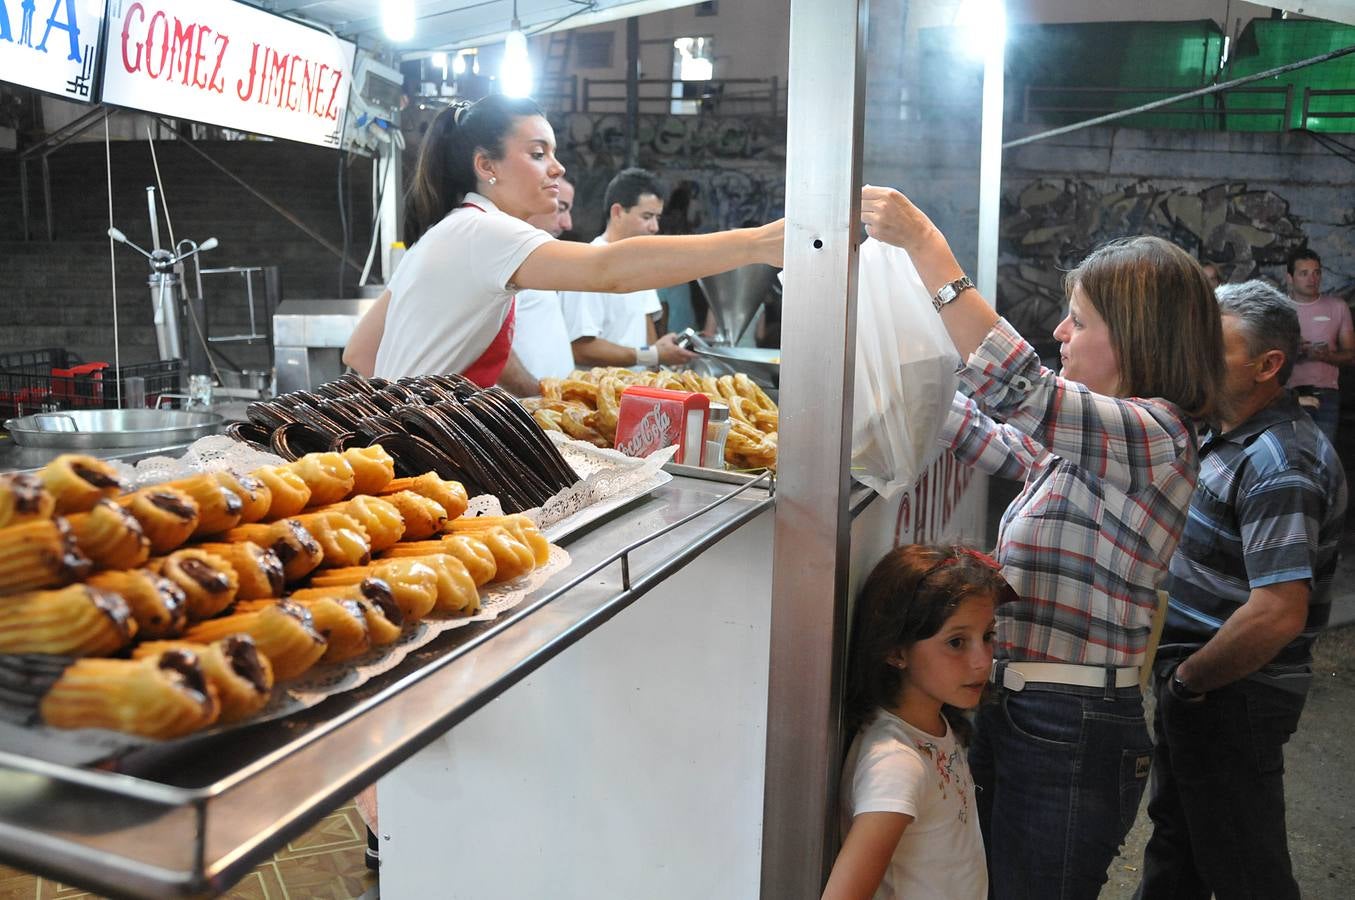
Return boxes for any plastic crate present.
[0,349,184,419]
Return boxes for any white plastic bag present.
[850,238,961,498]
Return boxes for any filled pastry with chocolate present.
[87,568,187,639]
[365,551,479,614]
[151,548,240,621]
[383,535,497,587]
[308,558,439,621]
[380,472,468,520]
[242,595,370,663]
[134,634,275,723]
[193,541,286,601]
[290,510,372,568]
[0,517,92,596]
[37,454,125,514]
[288,578,403,646]
[288,452,356,506]
[0,649,219,739]
[222,518,324,583]
[0,583,135,655]
[376,490,447,541]
[118,486,201,555]
[446,514,550,566]
[0,473,55,528]
[183,599,327,680]
[250,464,312,519]
[319,494,405,551]
[213,471,272,524]
[160,474,244,536]
[343,445,396,495]
[67,499,151,570]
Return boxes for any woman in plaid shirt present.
[862,186,1225,899]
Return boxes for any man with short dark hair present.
[1137,280,1347,900]
[1285,247,1354,442]
[559,168,696,368]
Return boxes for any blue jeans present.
[1136,661,1307,899]
[1297,387,1340,443]
[970,681,1152,900]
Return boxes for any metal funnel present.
[697,264,779,346]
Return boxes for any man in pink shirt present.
[1285,248,1354,442]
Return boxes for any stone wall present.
[999,126,1355,356]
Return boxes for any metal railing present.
[582,77,783,115]
[1019,83,1296,128]
[1301,87,1355,123]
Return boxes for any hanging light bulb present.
[452,52,468,76]
[381,0,415,43]
[500,2,533,98]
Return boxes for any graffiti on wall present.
[551,112,786,237]
[997,178,1308,351]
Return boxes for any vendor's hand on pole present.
[656,333,698,366]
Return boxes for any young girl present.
[824,545,1014,900]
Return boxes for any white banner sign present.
[0,0,105,102]
[101,0,356,148]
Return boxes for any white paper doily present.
[110,434,287,488]
[526,435,676,539]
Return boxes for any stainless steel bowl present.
[3,409,224,449]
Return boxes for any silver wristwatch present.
[932,275,976,312]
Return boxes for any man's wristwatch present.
[1168,664,1206,703]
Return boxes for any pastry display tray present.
[0,472,774,899]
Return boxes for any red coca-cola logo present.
[616,404,675,457]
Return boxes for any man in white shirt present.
[559,168,696,369]
[508,179,577,384]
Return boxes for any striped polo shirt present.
[1161,391,1347,672]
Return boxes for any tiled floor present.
[0,802,377,900]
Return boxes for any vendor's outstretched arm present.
[343,290,389,377]
[511,221,784,294]
[860,186,997,360]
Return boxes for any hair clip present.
[452,102,471,125]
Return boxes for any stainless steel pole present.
[625,17,640,167]
[760,0,867,894]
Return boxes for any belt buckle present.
[990,660,1026,692]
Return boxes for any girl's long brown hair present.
[843,544,1013,744]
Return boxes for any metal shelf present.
[0,473,774,899]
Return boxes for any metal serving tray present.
[0,472,774,899]
[3,410,224,449]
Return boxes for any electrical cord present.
[1301,128,1355,167]
[531,0,598,35]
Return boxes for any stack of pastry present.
[526,370,779,470]
[0,446,556,742]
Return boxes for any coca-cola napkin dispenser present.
[614,386,710,465]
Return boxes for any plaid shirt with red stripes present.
[940,318,1201,667]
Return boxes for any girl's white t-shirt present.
[374,193,552,380]
[839,709,987,900]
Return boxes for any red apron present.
[457,202,516,388]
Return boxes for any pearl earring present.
[488,176,497,186]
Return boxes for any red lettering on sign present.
[120,2,145,73]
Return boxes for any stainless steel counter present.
[0,473,773,899]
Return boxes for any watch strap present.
[932,275,976,312]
